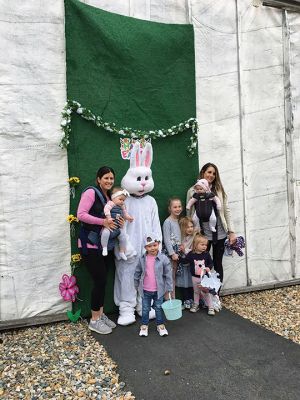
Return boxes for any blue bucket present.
[162,297,182,321]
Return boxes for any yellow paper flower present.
[71,254,82,263]
[67,214,79,223]
[68,176,80,185]
[67,214,74,223]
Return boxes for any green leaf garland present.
[60,100,198,156]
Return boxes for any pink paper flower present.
[59,274,79,302]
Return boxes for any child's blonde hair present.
[179,217,198,240]
[192,233,208,252]
[167,197,182,212]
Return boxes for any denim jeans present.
[142,290,165,325]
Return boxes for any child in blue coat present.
[134,234,173,337]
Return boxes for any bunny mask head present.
[121,142,154,196]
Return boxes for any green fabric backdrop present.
[65,0,198,317]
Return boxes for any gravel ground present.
[0,321,134,400]
[222,285,300,344]
[1,285,299,399]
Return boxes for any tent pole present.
[282,10,296,278]
[235,0,250,286]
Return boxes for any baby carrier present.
[79,186,120,254]
[195,193,218,230]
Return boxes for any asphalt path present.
[94,308,300,400]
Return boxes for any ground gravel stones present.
[0,321,135,400]
[222,285,300,344]
[1,286,299,398]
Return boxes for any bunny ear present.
[141,142,153,168]
[130,142,141,168]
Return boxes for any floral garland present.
[60,100,198,156]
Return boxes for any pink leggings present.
[192,276,213,308]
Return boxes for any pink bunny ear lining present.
[144,150,151,167]
[142,143,152,167]
[135,149,140,167]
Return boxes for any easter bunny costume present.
[114,142,162,325]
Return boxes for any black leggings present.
[181,287,194,301]
[82,249,112,311]
[206,237,226,282]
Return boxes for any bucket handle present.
[168,292,172,304]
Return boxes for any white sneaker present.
[190,303,199,313]
[157,324,168,337]
[101,314,116,329]
[119,252,127,260]
[208,308,215,316]
[139,325,148,337]
[102,247,108,256]
[88,319,112,334]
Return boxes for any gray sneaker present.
[89,319,112,335]
[101,314,117,329]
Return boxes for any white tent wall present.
[192,1,246,290]
[237,4,291,286]
[192,0,300,291]
[0,1,70,322]
[0,0,299,324]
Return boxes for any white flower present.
[119,130,124,135]
[168,129,172,133]
[191,142,197,148]
[185,123,189,128]
[77,108,83,114]
[61,119,67,127]
[66,109,72,115]
[158,130,163,136]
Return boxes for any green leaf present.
[67,308,81,322]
